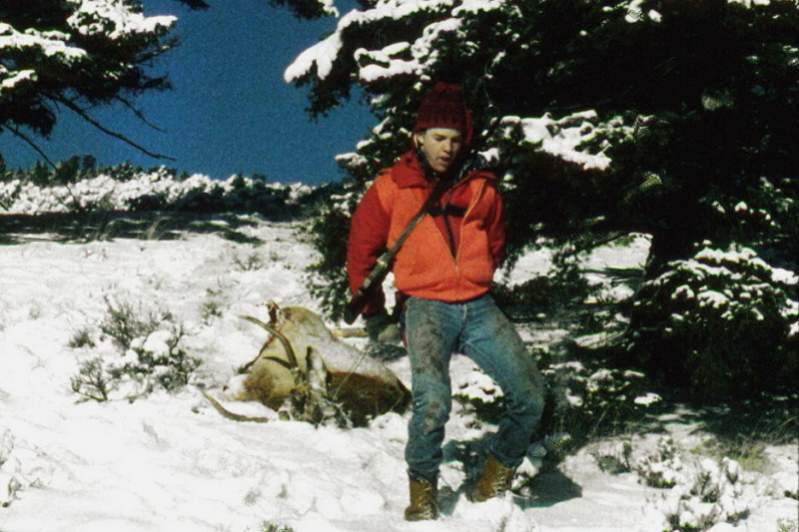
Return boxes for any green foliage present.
[625,243,798,401]
[662,455,750,531]
[260,522,295,532]
[542,355,662,444]
[284,0,798,403]
[68,327,96,349]
[110,325,199,392]
[0,159,297,216]
[231,248,265,272]
[692,438,768,474]
[454,342,663,447]
[703,177,798,267]
[70,325,200,401]
[200,300,223,324]
[592,438,633,475]
[302,181,362,321]
[99,296,165,351]
[493,253,596,322]
[70,357,113,402]
[0,1,205,160]
[635,436,683,489]
[71,299,200,401]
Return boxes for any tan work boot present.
[404,477,438,521]
[469,453,515,502]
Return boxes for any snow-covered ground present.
[0,215,796,531]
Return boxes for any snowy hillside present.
[0,214,796,532]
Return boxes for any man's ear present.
[412,133,423,149]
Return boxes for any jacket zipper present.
[442,191,457,258]
[419,178,488,283]
[454,180,487,264]
[423,188,460,269]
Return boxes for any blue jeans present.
[403,294,545,483]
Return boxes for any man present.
[346,82,545,521]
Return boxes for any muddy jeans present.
[403,294,545,483]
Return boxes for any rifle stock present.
[343,251,391,324]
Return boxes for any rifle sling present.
[358,176,453,295]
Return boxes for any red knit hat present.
[414,82,473,145]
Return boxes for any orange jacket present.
[347,151,505,315]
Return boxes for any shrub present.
[232,250,265,272]
[71,326,200,401]
[662,457,749,531]
[492,256,596,323]
[633,437,751,531]
[200,300,223,323]
[70,357,113,402]
[635,437,685,489]
[71,301,201,401]
[778,518,799,532]
[692,438,769,474]
[68,327,96,349]
[453,363,506,423]
[0,165,306,216]
[260,523,294,532]
[302,181,361,321]
[108,325,200,393]
[542,357,662,444]
[626,243,798,401]
[592,438,633,475]
[453,344,662,450]
[99,296,166,351]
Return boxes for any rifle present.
[343,152,488,324]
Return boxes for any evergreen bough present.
[279,0,798,401]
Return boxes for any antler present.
[239,302,304,386]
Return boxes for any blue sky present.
[0,0,374,185]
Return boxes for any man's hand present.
[364,311,401,344]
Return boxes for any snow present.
[0,214,795,531]
[318,0,340,18]
[0,23,87,63]
[625,0,646,23]
[634,393,662,407]
[292,11,464,84]
[0,170,311,215]
[1,1,176,103]
[284,31,342,82]
[356,42,418,82]
[697,290,729,309]
[285,0,509,83]
[772,267,799,286]
[728,0,771,7]
[0,69,36,92]
[0,3,173,83]
[65,0,175,39]
[452,0,505,15]
[500,111,626,171]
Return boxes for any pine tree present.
[0,0,205,162]
[283,0,799,400]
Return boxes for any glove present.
[364,311,401,344]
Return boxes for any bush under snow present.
[627,242,798,400]
[0,168,312,216]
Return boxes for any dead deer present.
[204,303,410,426]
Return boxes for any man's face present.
[414,128,463,174]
